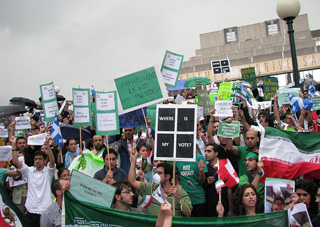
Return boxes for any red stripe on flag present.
[145,196,153,208]
[0,216,13,227]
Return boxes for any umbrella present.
[39,94,65,102]
[10,97,37,107]
[60,125,91,141]
[0,105,28,118]
[184,77,211,88]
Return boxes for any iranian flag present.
[259,127,320,180]
[138,195,153,209]
[216,159,239,188]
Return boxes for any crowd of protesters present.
[0,79,320,227]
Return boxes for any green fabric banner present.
[64,191,288,227]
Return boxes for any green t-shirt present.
[236,146,253,177]
[0,168,8,186]
[139,182,192,216]
[176,154,208,205]
[239,174,265,200]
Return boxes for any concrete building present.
[180,14,320,84]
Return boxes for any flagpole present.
[172,161,176,216]
[218,158,221,203]
[79,126,83,152]
[106,135,111,170]
[141,107,147,127]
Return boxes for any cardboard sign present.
[73,88,92,127]
[40,82,59,122]
[0,146,12,161]
[218,82,233,100]
[119,107,146,129]
[114,66,168,113]
[0,129,8,138]
[95,91,119,136]
[277,88,301,105]
[196,89,213,116]
[161,50,184,87]
[27,133,47,145]
[15,117,31,130]
[311,97,320,110]
[241,67,257,90]
[263,77,279,101]
[70,170,116,208]
[217,121,240,138]
[154,104,197,162]
[214,100,233,117]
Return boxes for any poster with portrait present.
[265,178,295,213]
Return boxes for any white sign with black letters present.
[154,104,197,162]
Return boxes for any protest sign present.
[211,59,230,75]
[27,133,47,145]
[40,82,59,122]
[196,89,213,116]
[155,104,197,162]
[15,129,25,138]
[175,94,185,104]
[0,129,8,138]
[214,100,233,117]
[197,106,204,120]
[218,82,233,100]
[230,82,242,104]
[263,77,279,101]
[288,203,312,227]
[241,67,257,90]
[114,66,168,113]
[119,107,146,129]
[95,91,119,136]
[73,88,92,127]
[208,93,218,105]
[217,121,240,138]
[265,178,295,213]
[15,117,31,130]
[70,170,116,208]
[161,50,184,87]
[311,97,320,110]
[0,146,12,161]
[277,88,300,105]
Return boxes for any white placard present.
[44,101,59,118]
[175,94,185,104]
[0,146,12,161]
[161,68,178,86]
[288,203,312,227]
[41,83,56,101]
[197,106,204,119]
[27,133,47,145]
[0,129,8,138]
[15,117,31,130]
[214,100,233,117]
[96,93,115,111]
[164,52,182,70]
[74,107,90,123]
[73,90,89,106]
[97,113,117,131]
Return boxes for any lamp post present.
[276,0,301,88]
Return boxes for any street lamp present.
[276,0,301,88]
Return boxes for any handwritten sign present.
[263,77,279,101]
[214,100,233,117]
[277,88,301,105]
[95,91,119,136]
[119,107,146,128]
[40,82,55,101]
[15,117,31,130]
[241,67,257,89]
[70,170,116,208]
[0,146,12,161]
[40,82,59,122]
[27,133,47,145]
[217,121,240,138]
[218,82,233,100]
[311,97,320,110]
[196,89,213,116]
[73,88,92,127]
[161,50,184,87]
[114,66,168,112]
[43,101,59,119]
[0,129,8,138]
[154,104,197,162]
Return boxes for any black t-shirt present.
[215,145,239,174]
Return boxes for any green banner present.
[64,190,288,226]
[231,81,242,104]
[72,88,92,127]
[40,82,59,122]
[94,91,119,136]
[161,50,184,87]
[263,77,279,101]
[217,121,240,138]
[114,66,163,111]
[277,88,301,105]
[241,67,257,90]
[311,97,320,110]
[196,89,213,116]
[218,82,233,100]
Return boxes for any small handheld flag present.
[51,114,63,147]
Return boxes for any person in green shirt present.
[239,152,264,200]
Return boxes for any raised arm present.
[128,147,141,190]
[10,136,23,169]
[46,134,55,168]
[207,108,217,144]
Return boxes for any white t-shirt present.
[19,163,55,214]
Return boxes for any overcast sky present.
[1,0,320,105]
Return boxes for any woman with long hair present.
[64,138,78,168]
